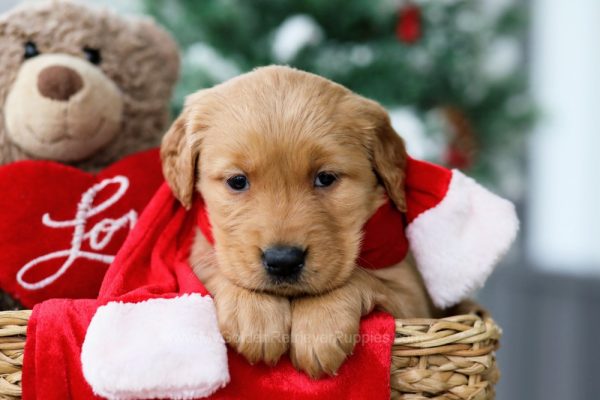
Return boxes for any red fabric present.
[211,312,394,400]
[23,299,100,400]
[404,157,453,223]
[0,149,163,308]
[358,200,408,269]
[24,184,396,400]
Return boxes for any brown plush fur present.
[0,0,179,169]
[162,66,435,378]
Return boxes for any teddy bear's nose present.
[37,65,84,101]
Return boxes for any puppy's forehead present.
[196,67,372,173]
[202,121,366,177]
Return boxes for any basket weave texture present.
[391,312,501,400]
[0,309,500,399]
[0,311,29,400]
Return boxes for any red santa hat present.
[402,157,519,308]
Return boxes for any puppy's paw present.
[290,291,363,378]
[215,283,291,366]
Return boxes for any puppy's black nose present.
[262,246,305,280]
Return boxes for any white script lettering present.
[16,176,137,290]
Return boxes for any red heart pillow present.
[0,149,164,308]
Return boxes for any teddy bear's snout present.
[4,53,124,161]
[37,65,83,101]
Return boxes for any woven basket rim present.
[391,308,501,400]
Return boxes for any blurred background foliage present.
[143,0,535,187]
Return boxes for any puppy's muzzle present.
[262,245,305,282]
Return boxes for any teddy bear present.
[0,1,180,309]
[0,0,179,167]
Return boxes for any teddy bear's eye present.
[24,41,40,59]
[83,47,102,65]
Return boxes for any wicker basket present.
[0,308,500,400]
[391,310,501,400]
[0,310,29,400]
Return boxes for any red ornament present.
[396,3,422,44]
[441,107,477,170]
[444,147,472,170]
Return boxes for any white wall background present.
[528,0,600,274]
[0,0,18,12]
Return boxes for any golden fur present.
[162,66,435,378]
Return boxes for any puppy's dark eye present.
[226,175,249,191]
[83,47,102,65]
[314,172,337,188]
[24,41,40,59]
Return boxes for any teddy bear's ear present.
[133,18,180,87]
[0,13,11,37]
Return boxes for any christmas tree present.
[143,0,535,185]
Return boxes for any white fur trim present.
[81,294,229,399]
[406,170,519,308]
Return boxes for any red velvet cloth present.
[24,183,396,400]
[404,157,452,223]
[23,299,99,400]
[0,149,164,307]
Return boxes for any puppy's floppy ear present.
[364,101,408,212]
[160,107,199,209]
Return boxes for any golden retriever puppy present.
[161,66,435,378]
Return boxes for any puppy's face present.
[162,66,407,296]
